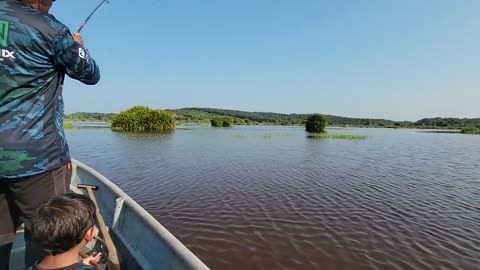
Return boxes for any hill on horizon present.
[65,107,480,129]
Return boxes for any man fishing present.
[0,0,100,268]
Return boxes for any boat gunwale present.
[71,159,209,270]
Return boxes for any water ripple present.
[67,127,480,270]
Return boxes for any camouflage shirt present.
[0,0,100,178]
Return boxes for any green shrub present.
[211,116,233,127]
[306,113,328,133]
[63,122,74,129]
[111,106,175,132]
[461,127,480,134]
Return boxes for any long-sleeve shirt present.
[30,262,96,270]
[0,0,100,178]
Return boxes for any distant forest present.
[64,112,116,123]
[65,108,480,130]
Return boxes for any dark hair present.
[31,193,97,255]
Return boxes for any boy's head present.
[31,193,97,255]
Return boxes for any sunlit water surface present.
[66,126,480,270]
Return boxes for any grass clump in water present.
[262,132,295,139]
[308,133,366,140]
[63,122,74,129]
[229,134,248,138]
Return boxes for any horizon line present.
[65,107,480,123]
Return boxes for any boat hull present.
[9,159,209,270]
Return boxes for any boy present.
[29,194,102,270]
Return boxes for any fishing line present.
[77,0,110,33]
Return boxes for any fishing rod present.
[77,0,110,33]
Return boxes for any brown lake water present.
[66,126,480,270]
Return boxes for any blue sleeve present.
[52,28,100,85]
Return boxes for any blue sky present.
[52,0,479,121]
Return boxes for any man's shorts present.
[0,164,72,246]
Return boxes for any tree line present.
[64,112,116,123]
[180,108,480,129]
[65,108,480,131]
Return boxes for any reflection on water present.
[67,126,480,270]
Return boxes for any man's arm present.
[52,28,100,85]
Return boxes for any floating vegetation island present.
[305,113,366,140]
[211,116,234,127]
[111,106,175,132]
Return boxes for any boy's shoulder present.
[71,263,97,270]
[30,262,97,270]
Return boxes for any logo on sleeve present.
[0,20,15,61]
[1,49,15,59]
[78,47,89,62]
[79,48,86,59]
